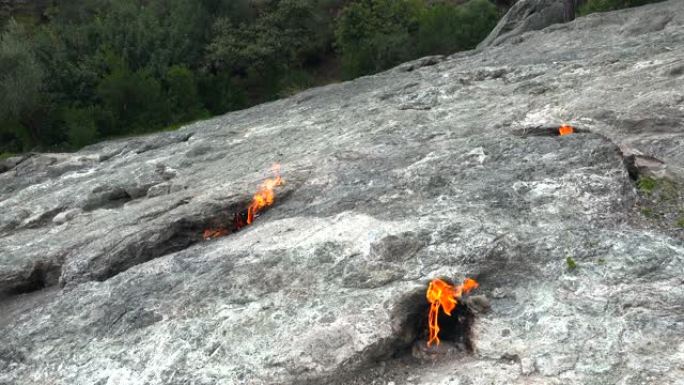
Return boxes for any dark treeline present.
[0,0,502,153]
[0,0,664,155]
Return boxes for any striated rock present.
[1,1,684,384]
[478,0,568,48]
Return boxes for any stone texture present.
[478,0,567,48]
[1,1,684,384]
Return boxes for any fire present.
[246,164,283,225]
[559,124,574,136]
[203,164,283,240]
[426,277,479,347]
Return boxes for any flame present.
[559,124,574,136]
[426,277,479,347]
[203,164,283,240]
[246,164,283,225]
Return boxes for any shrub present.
[96,54,170,136]
[0,21,47,149]
[416,0,498,56]
[165,65,208,122]
[64,106,98,148]
[335,0,422,78]
[637,177,657,194]
[335,0,499,78]
[677,217,684,229]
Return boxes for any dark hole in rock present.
[203,188,293,240]
[621,153,666,182]
[4,262,59,297]
[391,281,476,359]
[83,188,134,212]
[622,154,641,181]
[94,201,247,282]
[94,189,293,283]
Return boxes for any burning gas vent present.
[558,124,574,136]
[426,277,478,347]
[514,124,579,138]
[391,277,484,359]
[203,164,283,240]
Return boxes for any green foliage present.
[206,0,333,99]
[416,0,498,56]
[63,106,98,148]
[640,207,655,218]
[566,256,577,271]
[579,0,666,15]
[197,73,246,115]
[637,177,657,193]
[0,21,45,150]
[278,69,316,98]
[676,217,684,229]
[335,0,499,78]
[96,55,170,135]
[4,0,501,151]
[335,0,421,78]
[165,66,208,122]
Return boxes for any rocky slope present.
[1,1,683,384]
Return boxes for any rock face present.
[478,0,568,48]
[1,1,684,384]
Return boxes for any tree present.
[96,53,170,136]
[335,0,499,78]
[416,0,498,56]
[0,20,50,150]
[335,0,422,78]
[206,0,333,101]
[165,65,208,122]
[64,106,99,148]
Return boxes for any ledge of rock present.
[1,1,683,384]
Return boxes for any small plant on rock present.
[637,177,657,194]
[676,217,684,229]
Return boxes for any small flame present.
[426,277,479,347]
[559,124,574,136]
[246,164,283,226]
[203,164,283,240]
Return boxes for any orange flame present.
[426,277,479,347]
[203,164,283,240]
[559,124,574,136]
[246,164,283,225]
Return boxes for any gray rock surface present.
[478,0,568,48]
[1,1,684,384]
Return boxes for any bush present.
[278,69,316,98]
[165,65,208,122]
[64,106,99,148]
[96,55,170,136]
[416,0,498,56]
[335,0,499,78]
[206,0,333,99]
[579,0,666,15]
[0,21,46,150]
[335,0,422,78]
[197,73,246,115]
